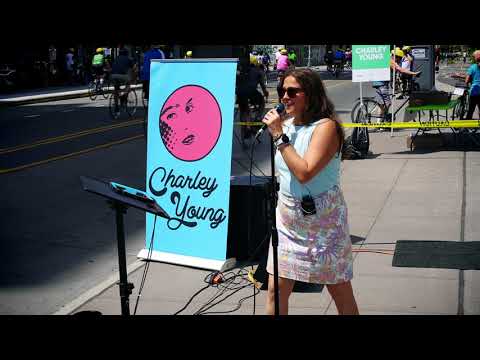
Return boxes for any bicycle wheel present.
[109,93,121,119]
[88,81,97,101]
[101,79,110,99]
[351,99,383,124]
[126,89,138,117]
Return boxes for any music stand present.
[80,176,169,316]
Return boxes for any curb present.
[0,84,143,108]
[53,259,146,315]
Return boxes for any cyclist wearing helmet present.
[399,46,416,97]
[236,56,269,139]
[276,49,291,80]
[92,48,105,90]
[140,44,165,103]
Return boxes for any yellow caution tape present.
[235,120,480,128]
[234,121,263,126]
[342,120,480,129]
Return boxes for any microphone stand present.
[268,132,280,316]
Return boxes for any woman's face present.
[281,76,307,118]
[159,85,222,162]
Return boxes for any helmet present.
[280,49,288,55]
[186,51,192,57]
[96,48,104,53]
[402,46,411,52]
[391,48,404,57]
[250,54,259,66]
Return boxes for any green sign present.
[352,45,390,82]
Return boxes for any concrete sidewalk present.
[62,127,480,315]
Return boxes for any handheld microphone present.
[255,103,285,140]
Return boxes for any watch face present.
[281,134,289,143]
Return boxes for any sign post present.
[352,45,390,123]
[138,59,238,271]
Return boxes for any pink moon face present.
[159,85,222,162]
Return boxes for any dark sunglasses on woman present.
[277,86,303,98]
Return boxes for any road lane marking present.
[61,109,75,113]
[0,134,144,174]
[0,118,143,154]
[24,114,40,118]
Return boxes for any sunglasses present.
[277,86,304,98]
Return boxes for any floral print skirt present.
[266,185,353,284]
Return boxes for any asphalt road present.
[0,68,374,314]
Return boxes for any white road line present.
[24,114,40,118]
[61,109,75,113]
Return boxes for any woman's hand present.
[261,107,284,139]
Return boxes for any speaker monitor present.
[226,176,273,263]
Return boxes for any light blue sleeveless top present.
[275,117,341,199]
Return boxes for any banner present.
[352,45,390,82]
[138,59,237,270]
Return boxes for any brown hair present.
[278,68,345,154]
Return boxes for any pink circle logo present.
[159,85,222,162]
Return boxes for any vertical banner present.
[352,45,390,82]
[138,59,238,271]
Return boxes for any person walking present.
[465,50,480,120]
[261,68,359,315]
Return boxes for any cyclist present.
[111,48,137,115]
[465,50,480,120]
[140,45,165,104]
[236,56,269,139]
[333,48,345,76]
[288,49,297,69]
[276,49,290,80]
[345,47,352,68]
[399,46,415,97]
[91,48,105,91]
[324,48,334,72]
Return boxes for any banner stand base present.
[137,249,226,271]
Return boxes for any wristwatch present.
[274,133,290,148]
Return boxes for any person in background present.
[91,48,105,91]
[465,50,480,120]
[261,68,359,315]
[288,49,297,69]
[111,48,137,114]
[276,49,291,83]
[324,48,334,72]
[65,48,75,85]
[274,48,282,70]
[140,44,165,103]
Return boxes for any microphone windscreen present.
[275,103,285,114]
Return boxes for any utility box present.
[410,45,435,90]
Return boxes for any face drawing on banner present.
[159,85,222,162]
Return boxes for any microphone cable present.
[133,214,157,315]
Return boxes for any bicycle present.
[235,94,267,149]
[109,81,138,119]
[350,73,422,132]
[88,73,110,101]
[332,59,343,78]
[452,82,470,120]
